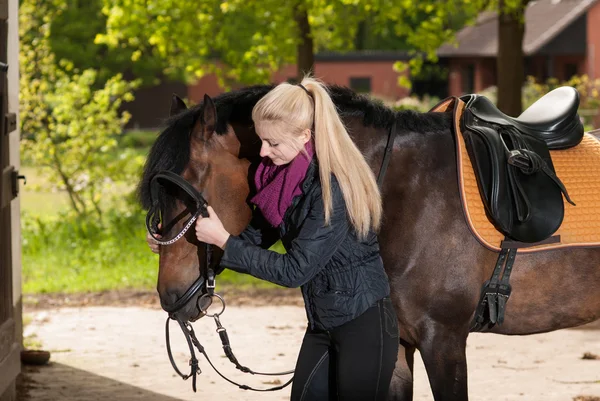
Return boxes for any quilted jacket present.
[221,159,390,330]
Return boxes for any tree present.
[20,0,142,219]
[497,0,530,116]
[18,0,167,86]
[99,0,529,112]
[98,0,483,85]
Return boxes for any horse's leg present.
[387,339,416,401]
[418,325,468,401]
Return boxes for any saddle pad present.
[432,97,600,253]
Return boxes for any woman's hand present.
[196,206,231,250]
[146,229,161,254]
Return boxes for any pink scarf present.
[251,141,314,227]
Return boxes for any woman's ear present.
[300,128,312,144]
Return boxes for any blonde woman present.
[195,76,398,401]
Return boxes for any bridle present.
[145,170,293,392]
[144,118,398,393]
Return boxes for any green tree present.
[18,0,167,86]
[97,1,490,83]
[98,0,529,113]
[20,0,142,219]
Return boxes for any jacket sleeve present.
[237,210,280,249]
[220,184,349,288]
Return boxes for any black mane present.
[138,84,449,209]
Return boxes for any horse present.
[139,85,600,401]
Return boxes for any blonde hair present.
[251,76,382,239]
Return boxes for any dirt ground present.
[17,290,600,401]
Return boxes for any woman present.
[149,77,398,400]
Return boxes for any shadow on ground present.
[572,319,600,331]
[17,363,186,401]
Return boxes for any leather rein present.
[145,120,397,392]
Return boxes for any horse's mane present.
[138,84,450,209]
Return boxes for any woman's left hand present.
[195,206,231,250]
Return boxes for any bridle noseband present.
[145,170,293,393]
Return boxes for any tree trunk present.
[496,0,529,116]
[294,4,314,81]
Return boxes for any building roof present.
[438,0,598,57]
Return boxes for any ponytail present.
[300,76,382,238]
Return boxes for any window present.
[564,63,578,80]
[349,77,371,93]
[461,64,475,94]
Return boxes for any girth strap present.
[470,244,517,332]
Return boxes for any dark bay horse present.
[139,85,600,401]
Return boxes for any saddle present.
[454,87,582,243]
[430,88,598,332]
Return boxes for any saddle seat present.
[460,86,584,150]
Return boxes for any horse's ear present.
[192,94,217,141]
[170,94,187,117]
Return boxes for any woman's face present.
[257,125,311,166]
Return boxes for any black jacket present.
[221,159,390,330]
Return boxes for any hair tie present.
[298,83,313,98]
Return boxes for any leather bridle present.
[145,170,293,392]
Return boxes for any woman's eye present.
[271,143,279,147]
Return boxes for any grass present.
[19,166,70,216]
[21,207,273,294]
[20,147,275,294]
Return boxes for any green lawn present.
[20,147,276,294]
[19,166,71,216]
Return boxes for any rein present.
[165,296,294,393]
[147,120,399,392]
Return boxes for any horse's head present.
[140,94,255,322]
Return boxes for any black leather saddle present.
[458,87,581,243]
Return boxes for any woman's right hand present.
[147,226,161,254]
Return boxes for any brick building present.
[125,51,411,129]
[438,0,600,97]
[187,51,411,104]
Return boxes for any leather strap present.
[470,245,518,332]
[166,316,294,393]
[377,120,398,188]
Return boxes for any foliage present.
[18,0,166,86]
[390,95,441,113]
[97,0,487,87]
[19,0,142,219]
[21,207,271,294]
[522,75,600,128]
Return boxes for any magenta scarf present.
[251,141,315,227]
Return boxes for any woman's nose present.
[260,143,270,158]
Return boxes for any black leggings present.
[290,297,399,401]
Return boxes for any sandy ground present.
[16,296,600,401]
